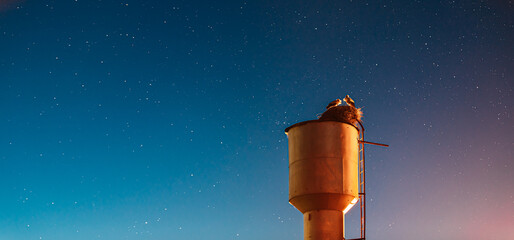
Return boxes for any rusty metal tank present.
[285,120,359,240]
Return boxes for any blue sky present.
[1,1,513,239]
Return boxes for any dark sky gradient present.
[1,1,513,239]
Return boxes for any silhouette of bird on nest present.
[343,95,355,108]
[326,99,342,109]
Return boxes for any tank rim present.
[284,120,359,133]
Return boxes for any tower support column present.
[304,210,344,240]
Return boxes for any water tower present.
[285,100,387,240]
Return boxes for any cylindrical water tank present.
[285,120,359,240]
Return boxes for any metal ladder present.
[358,121,366,240]
[347,121,388,240]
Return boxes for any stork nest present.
[318,106,362,127]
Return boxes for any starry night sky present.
[1,1,513,239]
